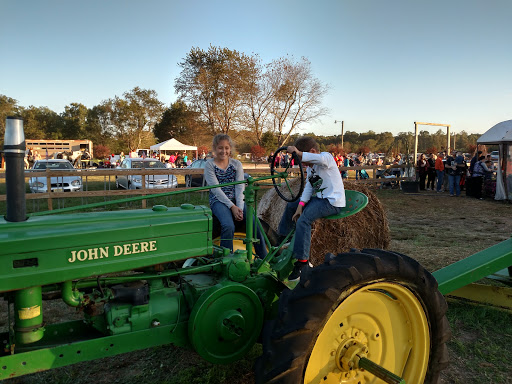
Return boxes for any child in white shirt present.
[277,136,345,281]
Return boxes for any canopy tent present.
[150,138,198,162]
[477,120,512,144]
[150,138,197,152]
[477,120,512,201]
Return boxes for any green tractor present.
[5,115,503,384]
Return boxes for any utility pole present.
[334,120,344,149]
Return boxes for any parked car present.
[184,159,207,187]
[490,150,499,162]
[115,158,177,190]
[28,159,82,193]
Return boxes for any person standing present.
[274,153,281,168]
[168,153,176,168]
[426,153,437,191]
[469,150,483,176]
[417,154,428,191]
[342,155,350,179]
[175,153,182,168]
[435,152,445,192]
[354,154,362,180]
[445,151,464,196]
[470,155,487,199]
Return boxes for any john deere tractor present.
[0,117,454,383]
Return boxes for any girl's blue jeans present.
[211,201,267,258]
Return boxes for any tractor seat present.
[325,190,369,220]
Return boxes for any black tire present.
[255,249,450,384]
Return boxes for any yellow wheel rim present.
[304,281,430,384]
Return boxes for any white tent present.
[477,120,512,201]
[477,120,512,143]
[150,138,197,152]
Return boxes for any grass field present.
[2,187,512,384]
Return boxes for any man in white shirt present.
[277,136,346,281]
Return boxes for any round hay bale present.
[257,179,390,266]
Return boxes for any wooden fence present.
[0,164,413,211]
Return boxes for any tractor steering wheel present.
[270,146,305,202]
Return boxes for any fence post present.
[46,170,53,211]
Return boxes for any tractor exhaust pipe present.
[3,116,27,222]
[4,117,44,345]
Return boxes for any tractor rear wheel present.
[255,249,450,384]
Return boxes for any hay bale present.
[257,179,390,266]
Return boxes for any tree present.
[375,132,395,153]
[175,45,258,135]
[244,56,274,145]
[197,145,209,156]
[153,100,207,146]
[250,145,266,160]
[86,105,115,151]
[267,57,329,146]
[395,132,415,155]
[362,139,377,152]
[19,106,60,139]
[94,144,111,159]
[260,130,277,152]
[101,87,164,152]
[0,95,20,145]
[60,103,89,139]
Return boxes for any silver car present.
[29,159,82,193]
[115,158,178,189]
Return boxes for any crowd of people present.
[25,141,496,202]
[24,147,91,169]
[415,150,495,198]
[104,150,209,168]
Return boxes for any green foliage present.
[260,131,277,152]
[175,45,259,135]
[0,94,21,145]
[60,103,89,139]
[19,105,61,139]
[100,87,164,152]
[153,100,207,147]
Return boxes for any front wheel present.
[255,249,450,384]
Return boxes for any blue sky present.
[1,0,511,136]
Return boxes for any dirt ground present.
[2,188,512,383]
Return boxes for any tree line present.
[0,45,482,158]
